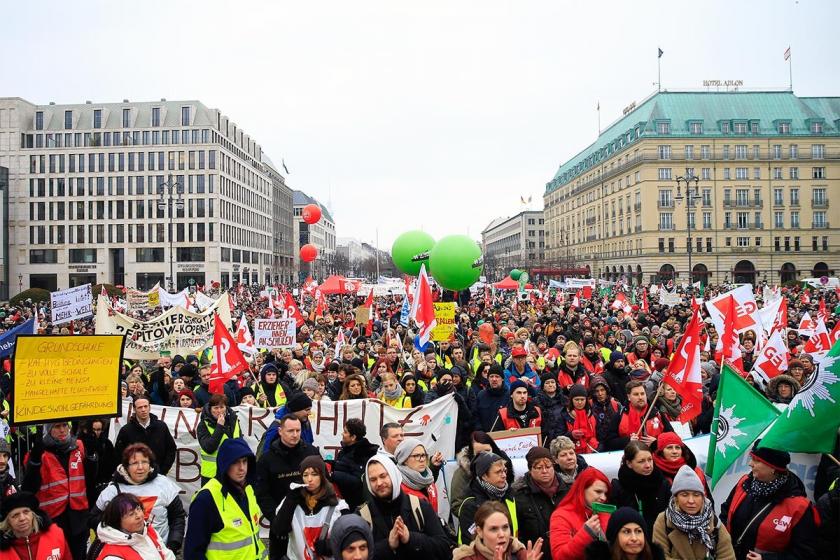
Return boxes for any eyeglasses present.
[128,460,150,467]
[408,453,428,461]
[531,464,554,471]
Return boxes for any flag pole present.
[635,383,664,437]
[788,50,793,91]
[825,454,840,468]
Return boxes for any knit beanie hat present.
[238,386,255,399]
[671,465,704,496]
[286,392,313,413]
[300,455,328,482]
[473,451,503,478]
[609,351,626,366]
[0,492,39,520]
[488,364,505,379]
[525,446,552,469]
[394,437,425,466]
[510,380,529,394]
[0,440,10,457]
[569,384,588,400]
[606,507,647,544]
[301,377,320,393]
[750,440,790,471]
[654,358,670,372]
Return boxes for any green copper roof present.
[546,91,840,194]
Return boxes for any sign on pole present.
[11,335,124,425]
[50,284,93,325]
[253,318,296,349]
[430,302,456,342]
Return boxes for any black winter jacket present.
[254,436,320,524]
[513,472,569,558]
[610,464,671,534]
[585,540,666,560]
[535,390,568,444]
[331,437,380,509]
[114,413,177,475]
[363,492,451,560]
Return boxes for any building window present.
[790,144,798,159]
[93,109,102,129]
[177,247,205,262]
[791,211,800,228]
[724,212,732,228]
[737,236,749,247]
[181,106,191,126]
[668,238,675,252]
[690,122,702,135]
[69,248,97,263]
[736,189,749,206]
[702,189,712,207]
[152,107,161,127]
[658,190,673,207]
[30,249,57,264]
[64,110,73,129]
[736,167,748,180]
[774,188,783,206]
[824,236,829,251]
[775,237,781,251]
[750,122,760,134]
[795,236,800,251]
[659,213,673,230]
[790,167,799,179]
[722,145,730,159]
[735,145,747,159]
[658,146,671,159]
[791,188,799,206]
[721,121,730,134]
[813,187,827,207]
[753,168,761,180]
[136,248,164,262]
[734,122,747,134]
[812,167,825,179]
[778,122,790,134]
[813,236,819,251]
[701,145,710,159]
[122,108,131,128]
[657,122,671,134]
[658,168,672,180]
[774,211,784,228]
[773,167,783,179]
[773,145,782,159]
[811,122,823,134]
[813,211,827,228]
[723,168,731,180]
[35,111,44,130]
[737,212,749,229]
[701,168,711,180]
[685,145,695,159]
[706,238,712,252]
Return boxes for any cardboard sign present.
[126,284,161,310]
[253,318,296,349]
[659,290,682,307]
[355,306,370,325]
[431,302,456,341]
[50,284,93,325]
[11,335,124,425]
[488,426,541,458]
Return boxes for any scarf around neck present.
[477,477,509,500]
[745,472,789,498]
[398,465,434,491]
[532,473,560,498]
[43,432,78,455]
[652,454,686,478]
[383,383,405,400]
[626,405,648,434]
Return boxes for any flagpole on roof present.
[657,48,664,92]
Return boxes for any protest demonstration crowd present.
[0,272,837,560]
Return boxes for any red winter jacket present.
[549,504,594,560]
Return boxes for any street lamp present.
[675,173,701,293]
[158,174,184,292]
[17,273,22,295]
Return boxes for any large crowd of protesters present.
[0,279,836,560]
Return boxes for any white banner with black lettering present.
[50,284,93,325]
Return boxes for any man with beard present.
[359,456,450,559]
[581,340,604,375]
[603,351,631,407]
[603,381,673,451]
[472,365,511,433]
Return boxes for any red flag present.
[663,308,703,421]
[209,315,248,394]
[818,298,829,324]
[803,317,831,355]
[800,290,810,305]
[582,285,593,300]
[798,311,815,336]
[283,292,305,327]
[751,329,788,385]
[570,290,581,310]
[314,289,327,317]
[715,295,744,373]
[409,264,437,347]
[830,321,840,345]
[364,289,375,337]
[641,288,649,313]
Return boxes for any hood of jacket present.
[329,514,373,560]
[456,446,472,475]
[216,437,256,486]
[365,454,402,502]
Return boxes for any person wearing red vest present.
[0,492,69,560]
[497,381,542,431]
[21,422,96,560]
[91,492,175,560]
[603,380,672,451]
[720,443,819,560]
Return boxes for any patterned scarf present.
[666,497,715,554]
[398,465,434,491]
[477,477,509,500]
[745,473,788,498]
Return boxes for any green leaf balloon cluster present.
[391,231,483,291]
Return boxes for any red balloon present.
[478,322,494,345]
[300,244,319,262]
[302,204,322,225]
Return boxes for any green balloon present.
[428,235,482,291]
[510,269,522,281]
[391,231,436,276]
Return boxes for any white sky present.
[3,0,839,250]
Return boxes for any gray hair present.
[549,435,576,457]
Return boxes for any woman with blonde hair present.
[377,372,411,408]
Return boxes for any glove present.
[29,430,44,462]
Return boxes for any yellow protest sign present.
[431,302,456,341]
[11,335,125,425]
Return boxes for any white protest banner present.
[50,284,93,325]
[95,293,232,359]
[126,284,161,310]
[253,318,296,349]
[488,427,541,458]
[194,291,216,311]
[658,290,682,307]
[566,278,596,289]
[158,288,191,309]
[109,394,460,532]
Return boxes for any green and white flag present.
[707,363,780,487]
[759,337,840,453]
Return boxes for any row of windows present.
[655,236,830,253]
[657,166,825,180]
[24,128,209,149]
[35,107,191,131]
[656,120,822,135]
[220,248,271,265]
[28,223,215,246]
[28,198,216,221]
[655,186,826,207]
[29,175,215,197]
[657,210,827,230]
[29,150,217,174]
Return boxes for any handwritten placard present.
[488,426,542,458]
[431,302,456,341]
[253,318,296,349]
[50,284,93,325]
[11,335,124,425]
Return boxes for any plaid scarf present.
[477,477,509,500]
[666,498,715,554]
[745,473,789,499]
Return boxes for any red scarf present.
[573,409,594,438]
[626,405,647,434]
[653,454,686,478]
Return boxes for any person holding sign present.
[21,423,96,560]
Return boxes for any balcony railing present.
[812,200,829,208]
[658,224,675,231]
[813,222,830,229]
[657,200,675,209]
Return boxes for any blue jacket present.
[184,438,257,560]
[260,406,314,454]
[472,386,510,432]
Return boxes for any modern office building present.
[265,158,295,285]
[481,210,545,281]
[0,97,295,293]
[293,190,336,281]
[543,90,840,285]
[0,166,8,300]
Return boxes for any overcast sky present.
[3,0,839,250]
